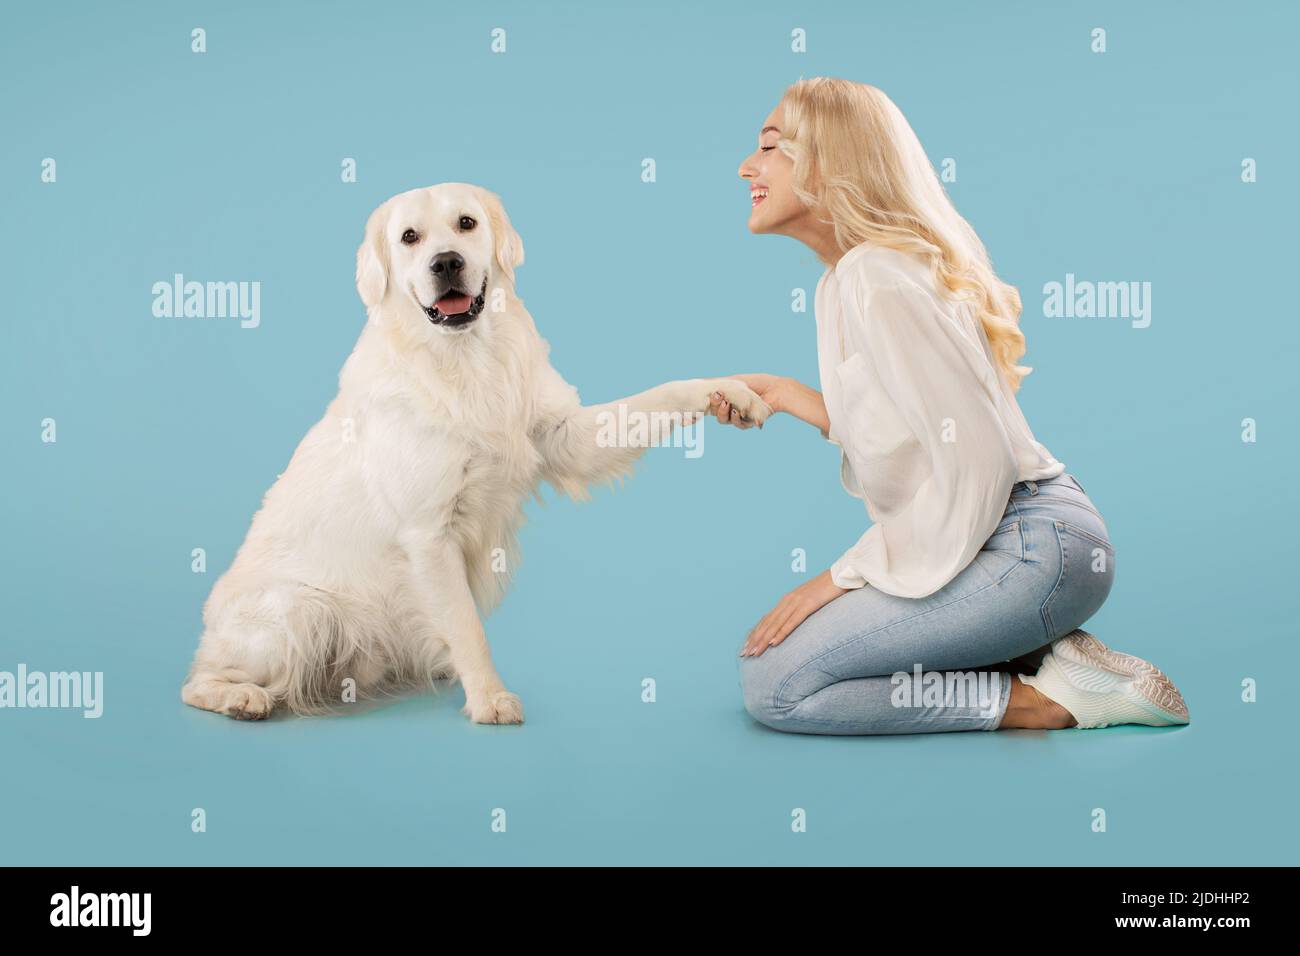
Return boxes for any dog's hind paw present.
[182,678,275,721]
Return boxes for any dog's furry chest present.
[439,434,540,536]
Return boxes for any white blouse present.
[816,243,1065,599]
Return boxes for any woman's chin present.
[748,204,787,234]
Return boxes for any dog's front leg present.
[535,375,771,497]
[400,531,523,725]
[596,377,772,425]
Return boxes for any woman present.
[715,78,1189,735]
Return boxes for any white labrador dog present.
[181,183,769,724]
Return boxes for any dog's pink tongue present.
[437,293,473,315]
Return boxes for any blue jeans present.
[738,472,1115,734]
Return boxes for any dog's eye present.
[401,229,420,245]
[458,216,477,231]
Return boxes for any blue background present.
[2,0,1296,865]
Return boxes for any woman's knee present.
[738,655,798,730]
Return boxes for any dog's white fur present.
[181,183,769,723]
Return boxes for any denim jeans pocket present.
[975,519,1025,586]
[1041,519,1116,638]
[1036,485,1105,524]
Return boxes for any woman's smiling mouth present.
[751,187,769,208]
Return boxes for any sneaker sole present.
[1054,630,1190,725]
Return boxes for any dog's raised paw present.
[712,380,773,427]
[466,689,524,725]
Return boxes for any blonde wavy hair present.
[777,77,1031,390]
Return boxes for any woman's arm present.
[710,373,831,436]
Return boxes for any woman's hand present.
[708,374,831,437]
[741,569,848,657]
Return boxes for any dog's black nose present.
[430,252,465,276]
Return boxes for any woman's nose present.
[738,153,757,180]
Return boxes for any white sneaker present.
[1019,629,1190,729]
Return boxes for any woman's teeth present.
[751,188,769,207]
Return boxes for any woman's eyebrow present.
[760,126,781,135]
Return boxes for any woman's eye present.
[760,146,775,152]
[459,216,477,231]
[401,229,419,245]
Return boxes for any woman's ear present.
[356,203,390,308]
[476,186,524,286]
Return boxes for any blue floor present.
[5,452,1296,865]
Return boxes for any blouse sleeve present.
[829,274,1019,598]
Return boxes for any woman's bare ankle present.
[1001,676,1077,729]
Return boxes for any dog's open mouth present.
[424,277,488,328]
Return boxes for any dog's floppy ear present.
[356,202,390,308]
[476,186,524,286]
